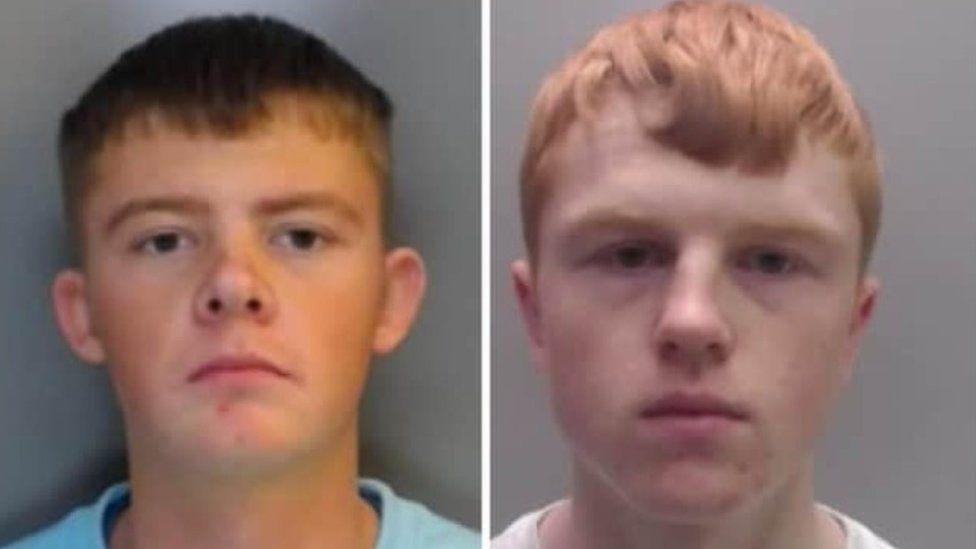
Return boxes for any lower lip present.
[638,414,744,438]
[190,368,286,384]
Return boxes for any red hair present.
[521,1,880,268]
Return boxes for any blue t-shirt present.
[3,478,478,549]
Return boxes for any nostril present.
[207,298,222,313]
[246,298,262,313]
[708,342,726,360]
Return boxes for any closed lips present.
[188,356,290,383]
[641,393,749,420]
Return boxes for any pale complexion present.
[52,113,425,549]
[513,95,877,549]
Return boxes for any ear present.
[839,275,880,385]
[511,259,544,349]
[51,269,106,364]
[372,248,427,355]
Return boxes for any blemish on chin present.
[217,402,230,414]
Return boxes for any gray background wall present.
[0,0,480,542]
[491,1,976,546]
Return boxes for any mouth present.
[187,354,293,383]
[640,392,750,422]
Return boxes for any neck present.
[111,423,377,549]
[545,460,844,549]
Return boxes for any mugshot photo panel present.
[490,1,976,546]
[0,0,481,542]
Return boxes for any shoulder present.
[820,504,901,549]
[491,500,563,549]
[2,483,129,549]
[360,478,479,549]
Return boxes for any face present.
[53,116,424,478]
[514,95,877,522]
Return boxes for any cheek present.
[754,304,853,453]
[277,260,383,387]
[88,274,187,386]
[540,271,654,363]
[87,253,194,340]
[539,275,654,452]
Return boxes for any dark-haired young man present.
[6,15,477,549]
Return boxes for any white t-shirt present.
[492,501,898,549]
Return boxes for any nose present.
[193,249,277,326]
[653,254,733,371]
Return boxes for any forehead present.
[85,116,381,221]
[536,97,861,251]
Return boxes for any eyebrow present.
[103,191,365,237]
[734,219,844,250]
[251,192,363,228]
[104,195,209,236]
[561,208,843,250]
[558,209,674,244]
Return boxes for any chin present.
[619,461,761,524]
[631,491,747,524]
[166,419,311,477]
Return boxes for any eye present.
[739,248,801,276]
[597,241,673,271]
[271,227,331,251]
[134,231,194,255]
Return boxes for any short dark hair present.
[59,14,393,254]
